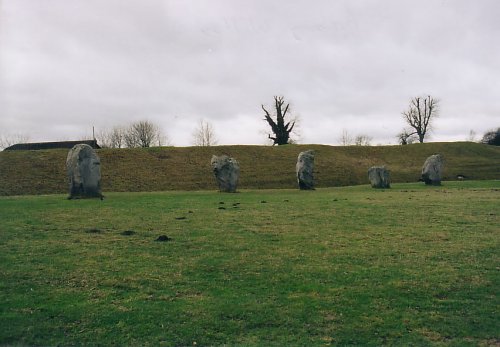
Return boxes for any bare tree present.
[98,126,126,148]
[467,129,476,142]
[262,96,296,145]
[0,133,30,150]
[354,134,372,146]
[109,126,126,148]
[95,130,110,148]
[402,95,439,143]
[192,120,218,146]
[124,120,165,148]
[397,129,418,145]
[338,129,353,146]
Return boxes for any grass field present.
[1,142,499,195]
[0,181,499,346]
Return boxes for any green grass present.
[1,142,499,195]
[1,181,499,346]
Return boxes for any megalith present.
[296,150,315,190]
[421,154,444,185]
[66,144,103,199]
[368,166,390,188]
[211,155,240,193]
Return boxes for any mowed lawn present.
[0,181,498,346]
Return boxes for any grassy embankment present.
[0,181,499,345]
[0,142,499,196]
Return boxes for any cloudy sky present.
[1,0,498,146]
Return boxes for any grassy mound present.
[0,142,499,195]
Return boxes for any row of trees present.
[96,121,166,148]
[0,120,218,150]
[262,95,440,146]
[261,94,498,146]
[96,119,218,148]
[1,95,498,149]
[338,130,373,146]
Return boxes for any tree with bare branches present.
[0,133,30,150]
[192,120,218,146]
[96,126,125,148]
[338,129,353,146]
[124,120,165,148]
[262,96,296,145]
[354,134,372,146]
[397,129,418,145]
[402,95,439,143]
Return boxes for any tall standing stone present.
[66,144,103,199]
[211,155,240,193]
[296,150,315,190]
[368,166,390,188]
[421,154,444,185]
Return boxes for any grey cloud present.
[1,0,499,146]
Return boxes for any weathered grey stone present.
[211,155,240,193]
[421,154,444,185]
[296,150,315,190]
[368,166,390,188]
[66,144,103,199]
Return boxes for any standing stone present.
[211,155,240,193]
[296,150,315,190]
[421,154,444,185]
[368,166,390,188]
[66,144,103,199]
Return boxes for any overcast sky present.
[1,0,499,146]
